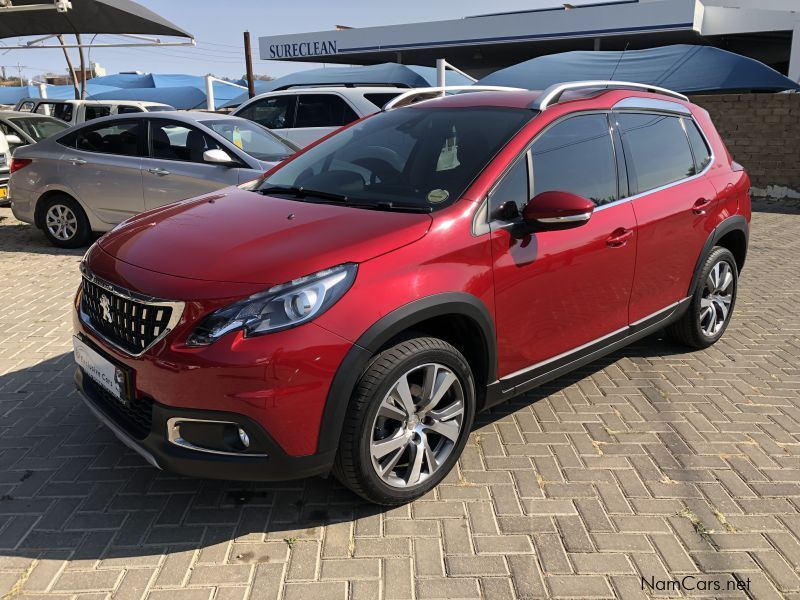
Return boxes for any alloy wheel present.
[45,204,78,241]
[370,363,465,488]
[699,259,734,336]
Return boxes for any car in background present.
[10,112,297,247]
[232,86,407,147]
[13,98,176,126]
[0,111,71,153]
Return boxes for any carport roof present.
[0,0,192,39]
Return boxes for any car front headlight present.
[186,263,357,346]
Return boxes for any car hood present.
[98,187,432,285]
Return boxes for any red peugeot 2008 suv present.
[73,82,751,504]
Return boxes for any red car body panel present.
[75,87,751,472]
[98,191,432,285]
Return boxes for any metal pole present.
[57,34,80,99]
[244,31,255,98]
[75,33,87,99]
[205,75,215,111]
[37,82,48,98]
[436,58,446,88]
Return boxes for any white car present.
[13,98,176,126]
[232,86,407,148]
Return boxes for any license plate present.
[73,336,127,402]
[0,187,7,199]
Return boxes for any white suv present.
[13,98,176,126]
[231,86,407,148]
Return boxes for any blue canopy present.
[12,73,247,110]
[0,85,42,105]
[222,62,474,108]
[478,45,800,94]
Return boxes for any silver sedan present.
[10,112,298,247]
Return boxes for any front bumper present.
[75,367,336,481]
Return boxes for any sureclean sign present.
[268,40,338,59]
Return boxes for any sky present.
[0,0,595,83]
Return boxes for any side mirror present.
[5,134,22,146]
[520,191,594,233]
[203,149,235,165]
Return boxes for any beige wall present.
[689,93,800,199]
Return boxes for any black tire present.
[667,246,738,349]
[333,337,476,505]
[39,194,92,248]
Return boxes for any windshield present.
[146,105,177,112]
[258,106,532,210]
[201,118,296,161]
[8,116,70,141]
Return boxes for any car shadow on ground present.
[0,210,95,257]
[0,329,695,561]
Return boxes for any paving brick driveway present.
[1,200,799,600]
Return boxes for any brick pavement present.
[0,200,799,599]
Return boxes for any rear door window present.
[294,94,359,128]
[117,105,144,114]
[64,120,142,156]
[616,113,695,194]
[236,96,294,129]
[35,102,74,122]
[530,114,618,206]
[84,105,112,121]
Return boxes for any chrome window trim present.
[167,417,269,457]
[78,263,185,358]
[536,212,592,224]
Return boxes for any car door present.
[59,118,145,224]
[615,112,720,323]
[287,93,360,147]
[141,118,242,210]
[489,113,637,379]
[234,95,295,142]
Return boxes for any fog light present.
[238,427,250,448]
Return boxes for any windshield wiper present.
[351,201,433,213]
[259,185,350,203]
[259,186,432,213]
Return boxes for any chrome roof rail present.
[383,85,526,111]
[533,80,689,110]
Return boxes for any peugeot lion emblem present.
[99,294,113,323]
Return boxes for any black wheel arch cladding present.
[316,292,496,456]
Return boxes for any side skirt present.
[483,298,691,409]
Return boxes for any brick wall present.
[688,93,800,199]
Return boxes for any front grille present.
[84,377,153,440]
[81,277,174,355]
